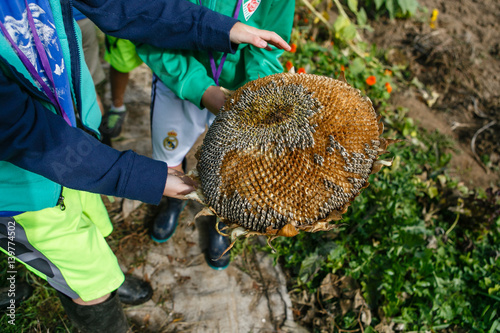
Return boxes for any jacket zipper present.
[56,189,66,211]
[60,0,100,137]
[61,1,82,113]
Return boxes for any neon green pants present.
[0,188,124,301]
[104,36,143,73]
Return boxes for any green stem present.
[445,213,460,236]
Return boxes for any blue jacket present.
[0,0,239,214]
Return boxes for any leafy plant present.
[282,11,499,326]
[268,104,500,331]
[359,0,420,19]
[282,40,396,108]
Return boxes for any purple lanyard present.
[0,0,73,126]
[199,0,242,86]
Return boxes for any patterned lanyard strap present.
[199,0,243,86]
[0,0,73,126]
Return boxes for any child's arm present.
[0,71,169,205]
[74,0,236,53]
[75,0,290,54]
[137,44,226,114]
[136,46,216,111]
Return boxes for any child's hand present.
[229,22,291,51]
[201,86,226,115]
[163,168,197,199]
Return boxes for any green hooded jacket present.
[136,0,295,108]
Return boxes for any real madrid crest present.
[163,131,179,151]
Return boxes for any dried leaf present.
[121,199,141,219]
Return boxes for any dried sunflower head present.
[192,73,393,241]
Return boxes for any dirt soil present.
[365,0,500,189]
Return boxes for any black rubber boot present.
[205,218,231,270]
[151,198,186,243]
[0,280,33,311]
[57,291,129,333]
[117,274,153,305]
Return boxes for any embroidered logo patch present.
[243,0,261,21]
[163,131,179,151]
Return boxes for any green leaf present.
[333,15,350,32]
[347,0,358,13]
[333,16,357,42]
[489,319,500,332]
[386,0,395,18]
[490,309,498,323]
[403,0,418,15]
[299,252,323,283]
[439,304,454,321]
[364,327,376,333]
[397,0,408,14]
[342,24,358,41]
[356,7,368,26]
[350,57,366,76]
[427,186,438,199]
[374,0,384,10]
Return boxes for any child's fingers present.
[229,22,291,51]
[258,31,291,51]
[164,172,197,198]
[250,30,290,51]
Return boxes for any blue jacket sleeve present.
[73,0,238,53]
[0,71,168,205]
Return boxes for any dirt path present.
[102,64,305,332]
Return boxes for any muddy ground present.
[366,0,499,189]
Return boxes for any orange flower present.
[384,69,392,76]
[297,67,306,74]
[285,60,293,71]
[304,18,309,24]
[310,36,315,41]
[365,75,376,86]
[385,82,393,93]
[340,65,345,72]
[290,43,297,53]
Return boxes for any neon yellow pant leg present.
[0,188,124,301]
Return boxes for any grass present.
[0,263,71,332]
